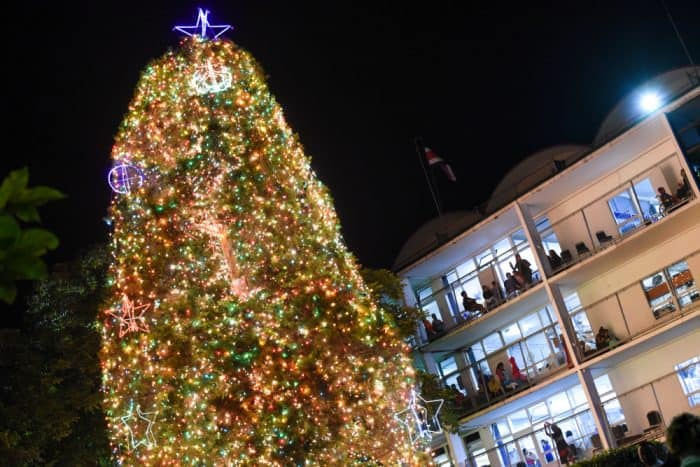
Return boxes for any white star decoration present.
[107,294,150,338]
[121,400,158,449]
[174,8,232,39]
[394,389,444,444]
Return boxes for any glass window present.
[633,178,662,222]
[524,332,552,366]
[493,237,513,258]
[675,355,700,407]
[456,258,476,279]
[564,292,582,312]
[567,385,587,410]
[594,374,614,396]
[483,332,504,354]
[529,402,550,424]
[431,445,452,467]
[502,324,522,345]
[495,420,511,437]
[508,409,531,434]
[547,392,571,416]
[421,301,442,321]
[607,187,642,235]
[641,269,675,318]
[439,356,458,377]
[458,276,483,309]
[539,306,554,325]
[519,312,542,337]
[508,343,527,372]
[668,261,699,308]
[603,398,625,425]
[417,286,433,302]
[517,246,539,277]
[469,343,486,363]
[512,229,527,246]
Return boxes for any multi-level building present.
[394,67,700,467]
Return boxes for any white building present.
[395,67,700,467]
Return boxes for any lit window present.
[607,187,642,235]
[641,260,699,319]
[675,355,700,407]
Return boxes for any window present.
[439,356,458,378]
[508,409,531,433]
[483,332,504,354]
[642,260,699,318]
[502,324,522,345]
[675,356,700,407]
[595,374,625,425]
[607,187,642,235]
[431,445,452,466]
[417,286,433,302]
[633,178,662,222]
[519,312,543,337]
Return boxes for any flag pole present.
[414,137,442,217]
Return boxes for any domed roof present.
[393,211,482,271]
[593,66,700,146]
[485,144,589,213]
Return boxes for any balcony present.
[539,155,695,280]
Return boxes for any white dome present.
[485,144,589,213]
[393,211,482,270]
[594,66,700,146]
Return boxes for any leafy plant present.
[0,167,64,303]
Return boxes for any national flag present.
[425,147,456,182]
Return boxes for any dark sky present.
[5,0,700,278]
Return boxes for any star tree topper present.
[121,400,158,449]
[107,294,151,338]
[174,8,232,39]
[393,389,444,444]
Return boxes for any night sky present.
[6,1,700,281]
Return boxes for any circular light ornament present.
[640,91,662,113]
[108,163,145,194]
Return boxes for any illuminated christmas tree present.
[100,10,424,465]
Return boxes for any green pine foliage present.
[571,440,669,467]
[0,246,110,465]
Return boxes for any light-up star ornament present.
[393,389,444,444]
[191,59,233,95]
[107,294,151,338]
[174,8,231,39]
[121,400,158,449]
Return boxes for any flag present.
[425,147,456,182]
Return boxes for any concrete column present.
[445,431,467,467]
[514,201,551,278]
[578,368,615,450]
[432,277,457,328]
[544,282,579,366]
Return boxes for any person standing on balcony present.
[510,253,533,286]
[504,272,521,298]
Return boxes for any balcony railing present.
[540,155,694,278]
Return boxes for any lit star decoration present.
[191,59,233,95]
[394,389,444,444]
[100,9,425,466]
[106,294,150,338]
[121,400,158,449]
[174,8,231,39]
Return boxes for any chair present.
[596,230,614,246]
[646,410,662,428]
[575,242,591,257]
[561,249,573,263]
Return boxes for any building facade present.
[395,68,700,466]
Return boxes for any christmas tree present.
[101,10,423,465]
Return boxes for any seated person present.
[496,361,518,390]
[595,326,612,350]
[431,313,445,333]
[486,372,504,397]
[461,290,486,316]
[491,280,505,303]
[676,168,692,200]
[658,187,677,211]
[548,249,563,270]
[504,272,522,297]
[481,284,498,309]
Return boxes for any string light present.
[101,18,424,466]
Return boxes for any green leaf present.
[6,255,48,280]
[0,214,21,249]
[16,229,60,256]
[0,281,17,303]
[14,206,41,223]
[16,186,66,206]
[0,167,29,209]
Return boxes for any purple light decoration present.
[174,8,232,39]
[108,163,145,194]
